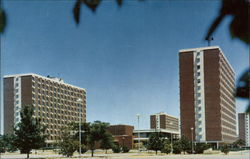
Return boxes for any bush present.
[122,146,130,153]
[173,141,182,154]
[195,143,210,154]
[221,144,230,155]
[161,142,171,154]
[76,144,88,154]
[112,144,121,153]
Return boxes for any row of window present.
[35,108,85,117]
[32,77,84,94]
[32,96,85,106]
[32,87,84,99]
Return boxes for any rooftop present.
[4,73,86,91]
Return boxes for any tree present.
[100,132,114,154]
[86,121,112,157]
[70,122,91,146]
[58,128,79,157]
[221,144,230,155]
[180,135,191,154]
[161,141,171,154]
[13,105,47,159]
[172,140,182,154]
[147,132,165,155]
[63,121,113,157]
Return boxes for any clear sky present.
[1,0,249,130]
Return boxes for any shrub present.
[122,146,130,153]
[173,141,182,154]
[76,144,88,154]
[221,144,230,155]
[161,142,171,154]
[112,144,121,153]
[195,143,210,154]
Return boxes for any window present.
[197,65,200,70]
[196,58,200,63]
[197,72,200,76]
[197,79,201,83]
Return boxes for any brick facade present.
[179,46,236,143]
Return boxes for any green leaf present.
[236,68,249,99]
[73,0,82,24]
[116,0,123,6]
[84,0,101,12]
[0,8,6,33]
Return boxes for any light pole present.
[169,122,173,154]
[136,114,140,152]
[191,127,194,154]
[77,98,83,157]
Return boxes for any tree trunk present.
[105,149,107,154]
[27,152,29,159]
[156,150,157,155]
[91,149,94,157]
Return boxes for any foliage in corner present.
[205,0,249,45]
[236,68,250,113]
[0,8,6,33]
[74,0,113,24]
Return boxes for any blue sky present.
[1,0,249,130]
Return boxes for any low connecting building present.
[108,125,134,149]
[4,73,86,142]
[133,112,180,145]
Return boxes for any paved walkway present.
[1,151,249,159]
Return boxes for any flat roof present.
[179,46,235,74]
[151,112,179,119]
[179,46,220,52]
[4,73,86,91]
[133,129,180,134]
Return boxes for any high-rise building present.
[150,112,179,132]
[179,46,237,146]
[4,73,86,142]
[238,113,250,146]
